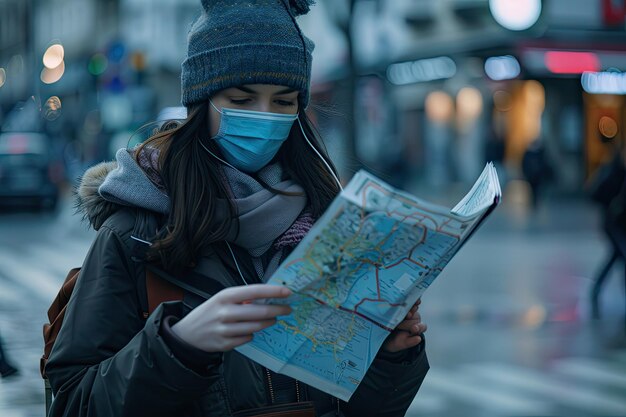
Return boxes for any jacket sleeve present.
[45,225,221,417]
[342,340,429,417]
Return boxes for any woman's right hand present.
[171,284,292,353]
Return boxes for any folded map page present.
[236,163,501,401]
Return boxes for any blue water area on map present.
[247,296,390,394]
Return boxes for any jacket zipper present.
[265,368,302,403]
[295,380,301,402]
[265,368,276,403]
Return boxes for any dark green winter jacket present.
[45,158,429,417]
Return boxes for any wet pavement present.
[0,186,624,417]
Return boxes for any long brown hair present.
[135,101,341,272]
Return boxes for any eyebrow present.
[234,86,297,95]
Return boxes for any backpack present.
[40,233,185,413]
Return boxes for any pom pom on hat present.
[288,0,315,16]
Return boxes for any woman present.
[45,1,429,416]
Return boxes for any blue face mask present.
[209,101,297,173]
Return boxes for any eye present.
[275,99,296,107]
[229,98,252,105]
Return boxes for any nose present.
[258,99,272,113]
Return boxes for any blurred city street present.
[0,187,625,417]
[2,0,626,415]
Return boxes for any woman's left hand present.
[382,299,427,353]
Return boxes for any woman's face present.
[208,84,299,137]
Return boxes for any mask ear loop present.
[200,100,238,171]
[199,139,238,172]
[297,117,344,192]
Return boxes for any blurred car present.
[156,106,187,122]
[0,132,63,210]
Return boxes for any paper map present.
[236,163,501,401]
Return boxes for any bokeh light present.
[599,116,618,139]
[0,68,6,88]
[457,87,484,120]
[489,0,542,31]
[493,90,513,111]
[485,55,521,80]
[425,91,454,123]
[582,71,626,95]
[43,96,62,121]
[43,44,65,69]
[88,53,108,76]
[387,57,457,85]
[520,305,547,329]
[40,61,65,84]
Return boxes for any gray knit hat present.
[181,0,315,108]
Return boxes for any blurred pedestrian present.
[588,135,626,210]
[0,329,19,378]
[44,1,429,416]
[522,139,554,209]
[587,136,626,319]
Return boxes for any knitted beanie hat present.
[181,0,315,108]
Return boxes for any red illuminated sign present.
[544,51,600,74]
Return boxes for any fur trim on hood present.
[75,161,121,230]
[75,148,170,230]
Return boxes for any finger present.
[404,311,422,321]
[384,332,422,353]
[221,335,254,351]
[222,319,278,337]
[399,321,427,335]
[395,318,421,332]
[219,284,292,304]
[400,333,423,349]
[406,304,420,319]
[223,304,292,322]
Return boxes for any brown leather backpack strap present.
[40,267,81,379]
[145,266,184,317]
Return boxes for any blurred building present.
[302,0,626,195]
[2,0,625,190]
[0,0,33,118]
[0,0,200,161]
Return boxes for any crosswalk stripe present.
[0,278,23,304]
[552,357,626,388]
[464,363,626,415]
[56,237,94,257]
[24,244,89,277]
[406,390,446,415]
[424,368,552,415]
[0,250,59,301]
